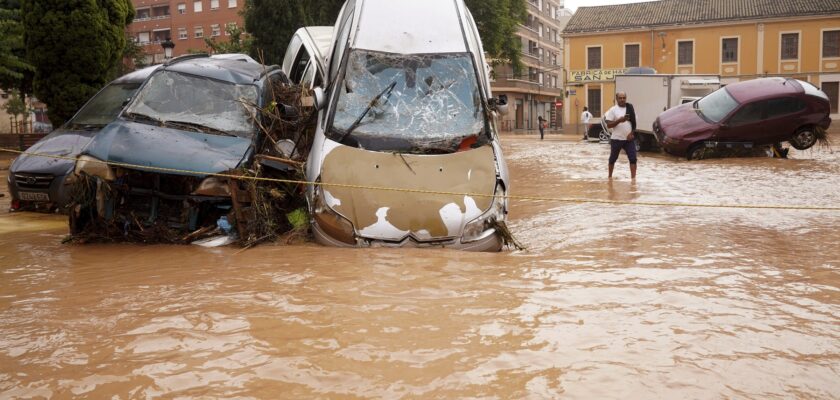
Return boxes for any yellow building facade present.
[562,0,840,132]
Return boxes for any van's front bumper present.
[312,221,503,252]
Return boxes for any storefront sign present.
[569,68,628,83]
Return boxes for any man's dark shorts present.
[609,139,637,164]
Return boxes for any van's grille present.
[14,173,54,189]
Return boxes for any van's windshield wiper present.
[336,81,397,144]
[165,120,237,137]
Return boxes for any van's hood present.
[657,102,715,139]
[10,128,96,176]
[320,142,497,241]
[82,120,253,176]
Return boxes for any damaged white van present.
[290,0,510,251]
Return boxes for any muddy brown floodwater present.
[1,136,839,399]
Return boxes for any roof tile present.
[563,0,840,34]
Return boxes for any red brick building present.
[128,0,245,63]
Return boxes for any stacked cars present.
[284,0,511,251]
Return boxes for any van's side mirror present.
[313,87,327,111]
[489,94,509,116]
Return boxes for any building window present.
[137,32,150,44]
[722,38,738,62]
[678,41,693,65]
[228,0,236,7]
[178,28,187,40]
[624,44,639,68]
[587,46,601,69]
[823,30,840,58]
[193,0,202,12]
[211,24,221,37]
[210,0,218,9]
[781,33,798,60]
[587,87,601,117]
[194,26,203,38]
[177,3,185,14]
[822,82,838,114]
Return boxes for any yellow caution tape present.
[3,146,839,211]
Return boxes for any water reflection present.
[0,136,839,398]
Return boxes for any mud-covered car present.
[7,65,157,211]
[70,55,295,240]
[655,77,832,160]
[292,0,511,251]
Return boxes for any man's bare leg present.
[630,163,636,179]
[608,163,615,178]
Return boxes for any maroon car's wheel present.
[687,142,707,160]
[790,127,817,150]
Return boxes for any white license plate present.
[19,191,50,202]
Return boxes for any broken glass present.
[126,71,259,137]
[330,51,488,153]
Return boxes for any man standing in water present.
[537,115,546,140]
[604,92,637,179]
[581,106,592,140]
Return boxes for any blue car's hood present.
[82,120,254,177]
[10,128,97,176]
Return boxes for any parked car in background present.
[70,54,290,234]
[655,77,832,160]
[7,65,158,211]
[294,0,510,251]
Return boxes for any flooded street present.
[1,135,839,398]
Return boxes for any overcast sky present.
[564,0,658,12]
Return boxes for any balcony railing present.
[133,14,170,22]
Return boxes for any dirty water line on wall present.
[3,147,840,212]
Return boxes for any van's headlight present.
[312,184,356,245]
[75,155,116,181]
[462,184,506,243]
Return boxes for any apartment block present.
[128,0,244,64]
[561,0,840,129]
[491,0,572,132]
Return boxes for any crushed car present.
[286,0,514,251]
[69,54,312,246]
[7,65,158,212]
[654,77,832,160]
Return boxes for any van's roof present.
[354,0,468,54]
[165,57,269,85]
[113,65,159,84]
[304,26,334,60]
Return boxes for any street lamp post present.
[161,38,175,62]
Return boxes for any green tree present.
[21,0,134,126]
[243,0,343,65]
[205,23,254,55]
[119,33,147,75]
[2,88,29,132]
[464,0,527,74]
[0,0,34,94]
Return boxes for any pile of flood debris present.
[68,81,317,248]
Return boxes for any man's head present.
[583,106,588,111]
[615,92,627,107]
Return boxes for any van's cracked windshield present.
[331,51,488,153]
[126,71,259,137]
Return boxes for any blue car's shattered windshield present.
[125,71,259,137]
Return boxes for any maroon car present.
[654,77,831,160]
